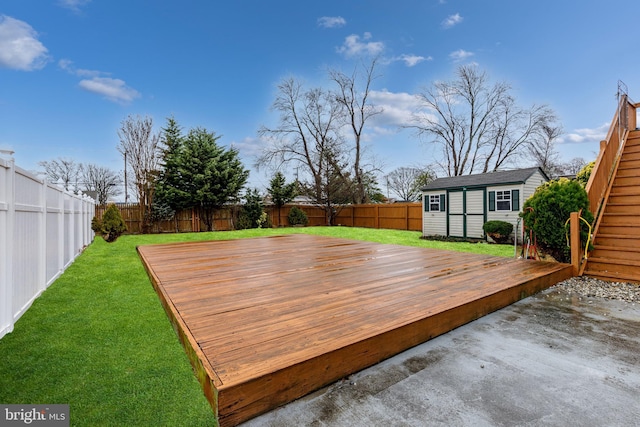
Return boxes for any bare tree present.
[528,123,564,177]
[385,167,434,201]
[330,58,382,203]
[117,115,162,233]
[38,158,83,192]
[410,65,558,176]
[258,77,346,224]
[82,164,123,204]
[560,157,587,176]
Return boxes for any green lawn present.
[0,227,512,426]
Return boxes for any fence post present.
[56,185,65,283]
[570,212,580,276]
[0,151,15,336]
[38,171,47,293]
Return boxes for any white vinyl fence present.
[1,150,95,339]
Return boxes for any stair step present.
[613,176,640,187]
[595,234,640,248]
[615,167,640,177]
[621,151,640,161]
[597,225,640,237]
[604,203,640,214]
[591,246,640,262]
[588,256,640,267]
[607,194,640,205]
[599,213,640,226]
[608,185,640,196]
[618,158,640,169]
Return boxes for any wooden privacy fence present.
[95,202,422,234]
[1,151,95,339]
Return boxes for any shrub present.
[236,189,267,229]
[483,220,513,244]
[91,216,103,234]
[100,204,127,242]
[288,206,308,226]
[576,161,595,187]
[520,178,593,263]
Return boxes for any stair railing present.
[574,92,637,275]
[585,93,635,218]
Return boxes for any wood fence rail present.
[95,203,423,234]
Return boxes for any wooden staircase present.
[584,129,640,283]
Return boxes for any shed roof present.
[421,167,547,191]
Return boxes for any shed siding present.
[523,171,547,201]
[422,191,447,237]
[449,216,464,237]
[466,189,485,238]
[449,192,463,214]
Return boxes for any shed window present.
[424,194,446,212]
[489,189,520,212]
[430,195,441,211]
[496,190,511,211]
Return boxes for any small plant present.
[288,206,308,226]
[98,204,127,242]
[520,178,593,263]
[483,220,513,244]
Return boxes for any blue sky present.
[2,0,640,195]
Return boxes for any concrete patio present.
[241,285,640,427]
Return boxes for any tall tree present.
[81,164,122,204]
[267,171,297,227]
[155,116,189,231]
[38,158,83,192]
[330,58,382,203]
[179,128,249,231]
[257,77,346,225]
[410,65,558,176]
[117,114,162,233]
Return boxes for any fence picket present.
[95,202,423,234]
[0,151,95,339]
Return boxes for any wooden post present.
[570,212,580,276]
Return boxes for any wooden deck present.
[137,234,573,426]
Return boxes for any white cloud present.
[0,15,49,71]
[58,0,91,12]
[58,59,103,77]
[337,32,385,58]
[79,77,140,104]
[231,136,265,159]
[560,123,609,144]
[368,90,426,128]
[442,13,463,29]
[395,54,431,67]
[449,49,474,62]
[317,16,346,28]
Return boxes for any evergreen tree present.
[180,128,249,231]
[237,188,267,229]
[155,116,189,231]
[267,171,297,227]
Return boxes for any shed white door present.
[448,189,485,238]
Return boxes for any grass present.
[0,227,513,426]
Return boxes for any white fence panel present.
[0,151,95,339]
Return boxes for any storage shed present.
[421,167,548,241]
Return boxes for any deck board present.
[137,234,573,426]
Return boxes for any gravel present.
[553,276,640,303]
